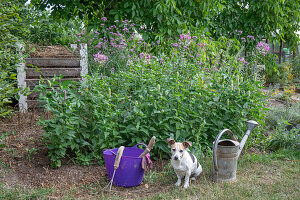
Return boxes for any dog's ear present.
[182,141,192,148]
[166,138,176,146]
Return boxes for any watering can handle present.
[213,129,237,172]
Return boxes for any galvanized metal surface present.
[212,120,258,183]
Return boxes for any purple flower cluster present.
[94,52,108,64]
[159,58,163,64]
[237,57,247,65]
[171,43,180,48]
[179,33,191,40]
[256,41,270,56]
[122,19,130,24]
[139,52,151,60]
[247,35,255,41]
[235,30,243,34]
[198,43,206,48]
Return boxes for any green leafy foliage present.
[0,0,27,116]
[32,0,219,41]
[256,102,300,151]
[32,0,300,51]
[268,120,300,150]
[291,56,300,83]
[37,33,266,167]
[210,0,300,51]
[0,0,24,72]
[0,72,18,116]
[19,8,82,45]
[0,1,81,117]
[265,103,300,130]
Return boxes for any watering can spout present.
[247,120,259,132]
[237,120,259,158]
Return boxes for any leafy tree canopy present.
[210,0,300,49]
[32,0,300,48]
[0,0,28,71]
[31,0,219,40]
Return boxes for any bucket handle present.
[213,129,237,172]
[133,143,147,149]
[103,143,147,155]
[103,149,117,156]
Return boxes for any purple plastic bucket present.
[103,143,146,187]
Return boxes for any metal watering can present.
[212,120,259,183]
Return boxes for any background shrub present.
[291,56,300,83]
[265,103,300,129]
[0,1,25,116]
[268,120,300,151]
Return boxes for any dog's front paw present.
[174,181,181,187]
[183,183,189,189]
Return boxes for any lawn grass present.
[0,149,299,200]
[145,149,300,200]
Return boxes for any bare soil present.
[0,111,169,199]
[27,45,79,58]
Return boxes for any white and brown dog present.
[166,138,202,188]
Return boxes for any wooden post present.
[17,43,27,112]
[80,43,88,83]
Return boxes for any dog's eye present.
[172,149,176,151]
[179,150,183,153]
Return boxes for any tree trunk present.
[279,39,283,64]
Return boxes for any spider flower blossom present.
[256,41,270,56]
[94,53,108,64]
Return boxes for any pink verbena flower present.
[198,43,206,48]
[139,52,151,60]
[94,52,108,64]
[180,33,191,40]
[237,57,247,64]
[139,52,145,59]
[247,35,255,41]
